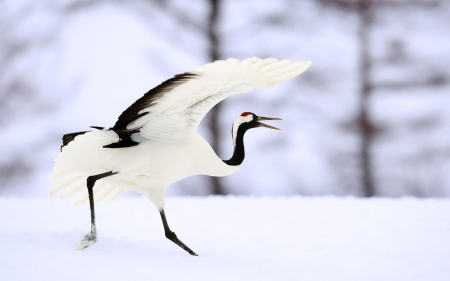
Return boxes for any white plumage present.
[49,57,311,255]
[128,57,310,143]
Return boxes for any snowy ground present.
[1,196,449,280]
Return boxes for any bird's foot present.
[166,231,198,256]
[74,232,97,251]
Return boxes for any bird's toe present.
[74,233,97,250]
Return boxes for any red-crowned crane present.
[49,57,312,256]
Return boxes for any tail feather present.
[70,181,128,206]
[73,188,89,206]
[52,129,126,206]
[49,173,82,195]
[60,178,86,199]
[104,187,125,203]
[49,170,64,181]
[61,131,89,151]
[94,184,115,204]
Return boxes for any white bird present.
[50,57,312,255]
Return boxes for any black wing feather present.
[112,73,198,131]
[104,73,198,148]
[61,131,88,151]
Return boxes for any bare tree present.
[142,0,226,194]
[0,2,64,194]
[320,0,448,196]
[357,0,375,196]
[148,0,227,194]
[205,0,226,195]
[0,0,229,194]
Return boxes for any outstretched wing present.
[110,57,312,146]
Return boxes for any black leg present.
[75,171,116,250]
[160,210,198,256]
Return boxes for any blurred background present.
[1,0,450,198]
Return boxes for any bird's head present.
[232,112,281,145]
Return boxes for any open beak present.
[257,116,282,130]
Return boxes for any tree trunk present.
[206,0,225,195]
[358,0,375,197]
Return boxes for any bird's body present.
[52,129,238,208]
[50,57,311,255]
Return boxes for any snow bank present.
[1,196,449,280]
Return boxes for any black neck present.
[223,123,251,166]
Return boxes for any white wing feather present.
[128,57,312,144]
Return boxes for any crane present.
[49,57,312,256]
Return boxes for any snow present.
[1,196,449,280]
